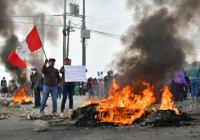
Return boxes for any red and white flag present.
[8,26,42,68]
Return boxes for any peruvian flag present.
[8,26,42,68]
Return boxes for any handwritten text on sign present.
[64,65,87,82]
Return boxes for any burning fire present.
[160,86,180,114]
[85,81,155,125]
[83,80,180,125]
[82,96,98,107]
[12,85,31,104]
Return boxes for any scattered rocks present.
[0,112,12,120]
[0,99,11,107]
[33,120,50,132]
[177,100,200,114]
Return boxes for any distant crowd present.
[1,60,200,117]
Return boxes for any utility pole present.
[82,0,86,66]
[32,13,46,67]
[66,20,71,58]
[63,0,67,61]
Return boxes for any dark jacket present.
[60,66,75,89]
[42,65,61,86]
[31,72,43,90]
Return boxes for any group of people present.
[30,58,115,117]
[86,73,113,99]
[30,58,75,117]
[0,77,17,98]
[2,58,200,117]
[170,62,200,102]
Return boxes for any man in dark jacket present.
[30,67,42,108]
[40,58,61,115]
[60,58,75,118]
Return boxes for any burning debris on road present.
[72,81,193,127]
[139,110,192,127]
[11,85,32,105]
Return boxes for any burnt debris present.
[72,104,193,127]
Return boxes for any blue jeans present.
[190,79,200,98]
[61,86,74,112]
[40,85,58,113]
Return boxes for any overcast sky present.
[0,0,133,80]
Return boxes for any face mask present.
[33,71,36,74]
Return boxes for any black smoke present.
[0,0,26,85]
[0,0,64,84]
[0,1,14,36]
[114,0,200,88]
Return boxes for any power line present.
[71,22,136,40]
[2,19,136,40]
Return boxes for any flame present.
[82,96,98,107]
[160,86,179,114]
[95,80,155,125]
[12,85,31,103]
[151,107,157,112]
[82,80,181,125]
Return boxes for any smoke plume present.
[0,0,26,85]
[114,0,200,88]
[0,0,64,84]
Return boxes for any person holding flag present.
[40,58,61,116]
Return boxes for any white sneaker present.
[60,113,64,118]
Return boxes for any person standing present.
[1,77,8,98]
[60,58,76,118]
[30,67,43,108]
[40,58,61,116]
[187,62,200,101]
[75,83,80,95]
[98,79,105,98]
[173,70,187,102]
[87,77,94,98]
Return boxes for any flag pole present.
[41,43,47,59]
[33,15,48,60]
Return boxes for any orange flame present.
[83,81,180,125]
[94,81,155,125]
[160,86,179,114]
[82,96,98,107]
[12,85,31,103]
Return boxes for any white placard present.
[64,65,87,82]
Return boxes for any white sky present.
[1,0,199,81]
[0,0,133,80]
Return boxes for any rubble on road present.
[0,112,12,120]
[0,99,11,107]
[176,99,200,114]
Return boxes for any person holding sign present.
[60,58,76,118]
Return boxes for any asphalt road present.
[0,118,200,140]
[1,96,200,140]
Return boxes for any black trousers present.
[34,88,41,107]
[61,86,74,112]
[173,83,186,102]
